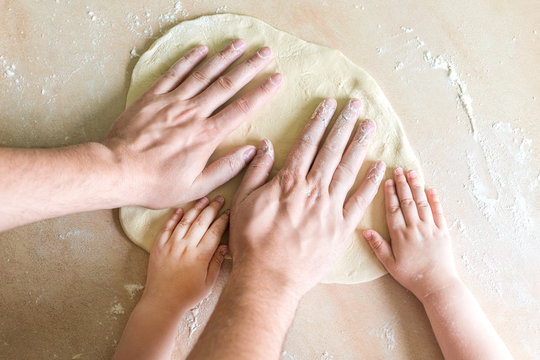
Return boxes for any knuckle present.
[164,69,178,80]
[321,142,339,154]
[233,97,251,114]
[337,163,355,179]
[399,198,416,208]
[223,156,239,173]
[217,75,234,91]
[192,70,208,83]
[388,205,402,215]
[217,49,230,60]
[278,171,297,191]
[352,194,368,209]
[416,200,430,209]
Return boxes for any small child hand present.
[141,196,229,314]
[364,168,459,299]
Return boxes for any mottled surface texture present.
[0,1,538,359]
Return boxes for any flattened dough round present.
[119,14,422,284]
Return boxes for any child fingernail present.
[225,209,231,215]
[394,168,403,175]
[215,195,225,203]
[408,170,417,179]
[219,246,228,256]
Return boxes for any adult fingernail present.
[260,139,274,157]
[350,99,362,110]
[243,147,256,162]
[269,73,282,85]
[368,161,386,183]
[257,47,271,58]
[232,39,245,51]
[196,45,208,55]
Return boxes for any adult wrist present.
[97,140,146,207]
[229,262,304,305]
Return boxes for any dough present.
[119,14,422,284]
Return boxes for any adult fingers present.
[184,196,225,244]
[174,39,247,99]
[308,99,362,185]
[155,208,184,248]
[206,245,228,287]
[406,170,434,223]
[343,161,386,233]
[384,178,407,232]
[363,230,395,270]
[280,98,337,178]
[393,168,419,225]
[192,145,257,197]
[233,139,274,204]
[149,45,209,95]
[209,73,282,136]
[170,197,209,241]
[427,188,448,229]
[197,47,274,116]
[330,119,376,201]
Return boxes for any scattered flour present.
[369,317,397,353]
[186,307,200,338]
[110,302,125,315]
[423,50,478,139]
[281,350,297,360]
[124,284,144,299]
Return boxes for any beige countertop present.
[1,1,538,359]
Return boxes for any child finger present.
[406,170,434,223]
[206,245,228,287]
[363,230,395,269]
[427,188,448,229]
[385,179,406,230]
[197,210,230,252]
[155,208,184,248]
[184,196,225,244]
[393,168,420,225]
[171,197,210,241]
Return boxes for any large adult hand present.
[102,39,282,208]
[230,98,386,297]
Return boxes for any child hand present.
[364,168,459,299]
[141,196,229,314]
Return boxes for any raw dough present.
[119,14,422,284]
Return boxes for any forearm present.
[114,297,187,360]
[420,279,513,360]
[188,268,300,360]
[0,143,129,231]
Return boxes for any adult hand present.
[230,98,386,298]
[102,39,282,208]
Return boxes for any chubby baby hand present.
[364,168,459,300]
[141,196,229,314]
